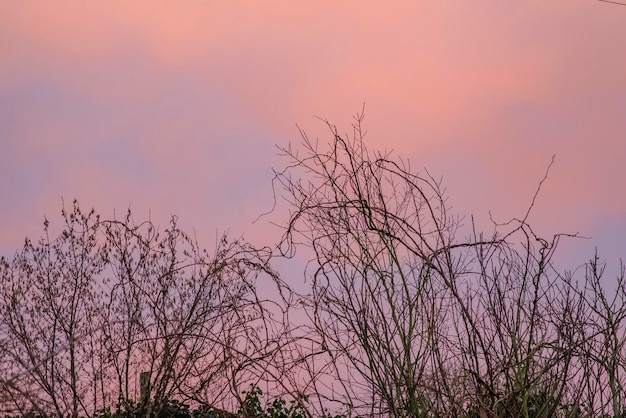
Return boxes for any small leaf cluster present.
[238,385,307,418]
[89,386,338,418]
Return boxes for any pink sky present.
[1,1,625,274]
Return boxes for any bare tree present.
[565,253,626,417]
[2,113,626,418]
[0,201,105,417]
[271,111,621,417]
[98,211,292,414]
[0,202,298,417]
[273,112,488,416]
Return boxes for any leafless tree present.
[272,112,489,415]
[2,113,626,418]
[0,201,105,417]
[272,110,624,417]
[98,211,295,414]
[0,202,299,417]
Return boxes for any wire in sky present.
[598,0,626,5]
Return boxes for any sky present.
[1,1,625,278]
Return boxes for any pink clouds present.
[1,1,624,271]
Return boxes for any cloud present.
[1,1,624,266]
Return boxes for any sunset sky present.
[1,1,625,276]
